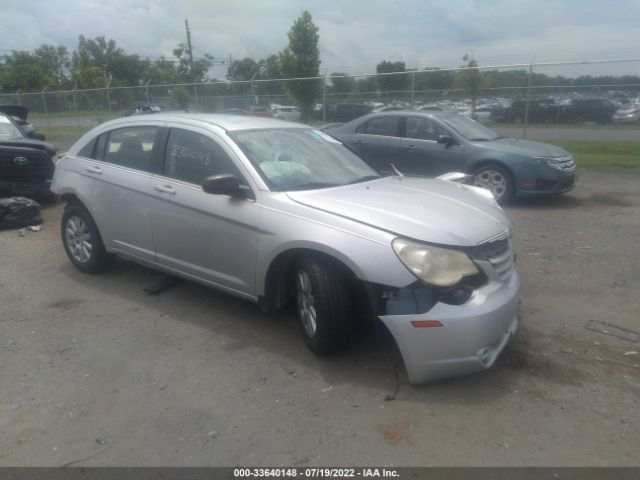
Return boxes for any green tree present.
[453,54,489,116]
[278,10,321,120]
[329,72,357,95]
[172,43,212,83]
[147,57,178,85]
[172,85,191,111]
[0,49,65,92]
[376,60,409,101]
[70,36,149,87]
[227,57,259,81]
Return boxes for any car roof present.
[350,109,458,122]
[102,113,308,132]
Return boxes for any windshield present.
[230,128,381,191]
[0,115,25,141]
[440,115,500,141]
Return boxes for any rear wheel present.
[61,204,113,273]
[472,163,515,204]
[294,256,353,355]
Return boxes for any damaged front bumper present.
[379,271,520,384]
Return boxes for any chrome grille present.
[471,238,515,282]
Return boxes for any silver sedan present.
[52,114,519,383]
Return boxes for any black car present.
[331,103,374,122]
[557,98,616,124]
[0,105,46,140]
[490,99,558,124]
[0,113,57,200]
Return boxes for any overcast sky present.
[2,0,640,77]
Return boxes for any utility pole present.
[185,19,195,74]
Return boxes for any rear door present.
[398,116,465,176]
[71,123,162,262]
[150,125,260,296]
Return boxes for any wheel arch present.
[59,191,108,247]
[259,247,371,319]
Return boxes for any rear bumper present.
[379,272,520,384]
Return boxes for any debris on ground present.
[584,320,640,342]
[0,197,43,230]
[623,351,638,357]
[321,385,334,393]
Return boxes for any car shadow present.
[57,257,521,405]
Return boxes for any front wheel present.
[61,204,113,273]
[472,164,515,204]
[294,257,353,355]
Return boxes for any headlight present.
[392,238,479,287]
[533,156,570,170]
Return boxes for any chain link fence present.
[1,58,638,140]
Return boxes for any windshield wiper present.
[492,135,510,140]
[468,137,490,141]
[346,175,381,185]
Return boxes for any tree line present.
[2,10,638,117]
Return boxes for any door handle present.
[403,144,416,151]
[154,184,176,195]
[86,165,103,174]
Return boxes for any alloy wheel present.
[65,215,93,263]
[474,169,507,200]
[296,270,317,338]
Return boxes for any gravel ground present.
[0,168,639,466]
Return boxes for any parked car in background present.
[490,99,558,124]
[123,104,163,116]
[0,112,57,200]
[332,103,373,122]
[327,111,577,203]
[272,105,301,121]
[557,98,616,124]
[51,113,519,384]
[613,104,640,124]
[223,108,249,116]
[473,104,499,123]
[249,106,274,118]
[0,105,46,140]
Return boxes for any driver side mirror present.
[437,135,455,145]
[202,174,241,197]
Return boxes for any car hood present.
[478,137,570,157]
[286,176,511,246]
[0,138,57,155]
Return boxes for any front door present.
[398,116,465,176]
[150,126,260,296]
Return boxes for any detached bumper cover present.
[380,271,520,384]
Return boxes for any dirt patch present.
[47,297,84,310]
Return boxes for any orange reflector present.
[411,320,444,328]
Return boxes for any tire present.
[472,163,515,204]
[294,256,353,355]
[61,203,113,273]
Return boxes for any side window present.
[406,117,447,141]
[103,126,157,172]
[356,116,399,136]
[77,138,96,158]
[164,129,243,185]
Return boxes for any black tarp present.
[0,196,43,229]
